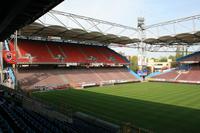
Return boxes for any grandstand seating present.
[5,39,136,90]
[147,51,200,84]
[0,112,13,133]
[150,65,200,83]
[177,66,200,81]
[0,89,121,133]
[9,39,128,64]
[16,67,139,90]
[151,70,179,80]
[16,40,58,63]
[0,96,78,133]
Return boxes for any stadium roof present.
[19,22,140,44]
[177,51,200,63]
[0,0,63,41]
[20,22,200,45]
[144,32,200,45]
[16,9,200,46]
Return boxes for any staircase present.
[58,45,67,58]
[46,45,54,58]
[174,72,182,80]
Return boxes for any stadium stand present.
[0,95,78,133]
[7,39,128,64]
[0,86,122,133]
[16,66,139,90]
[177,65,200,82]
[2,39,139,90]
[149,52,200,84]
[150,70,179,81]
[1,2,200,132]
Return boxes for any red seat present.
[15,39,128,64]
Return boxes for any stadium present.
[0,0,200,133]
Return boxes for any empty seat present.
[14,39,127,65]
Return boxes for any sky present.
[53,0,200,58]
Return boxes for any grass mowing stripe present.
[32,82,200,133]
[160,89,200,107]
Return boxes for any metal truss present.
[30,10,200,53]
[144,14,200,38]
[36,10,138,38]
[15,35,106,46]
[111,43,198,53]
[136,14,200,52]
[37,10,200,39]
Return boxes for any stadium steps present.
[97,47,114,63]
[46,44,55,58]
[117,69,131,79]
[174,72,182,80]
[95,47,111,63]
[89,68,104,82]
[58,45,67,58]
[78,46,88,61]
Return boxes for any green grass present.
[32,82,200,133]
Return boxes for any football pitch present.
[32,82,200,133]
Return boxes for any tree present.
[159,57,167,62]
[168,55,176,61]
[129,56,138,72]
[168,55,179,68]
[171,61,178,68]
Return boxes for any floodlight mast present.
[137,17,146,71]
